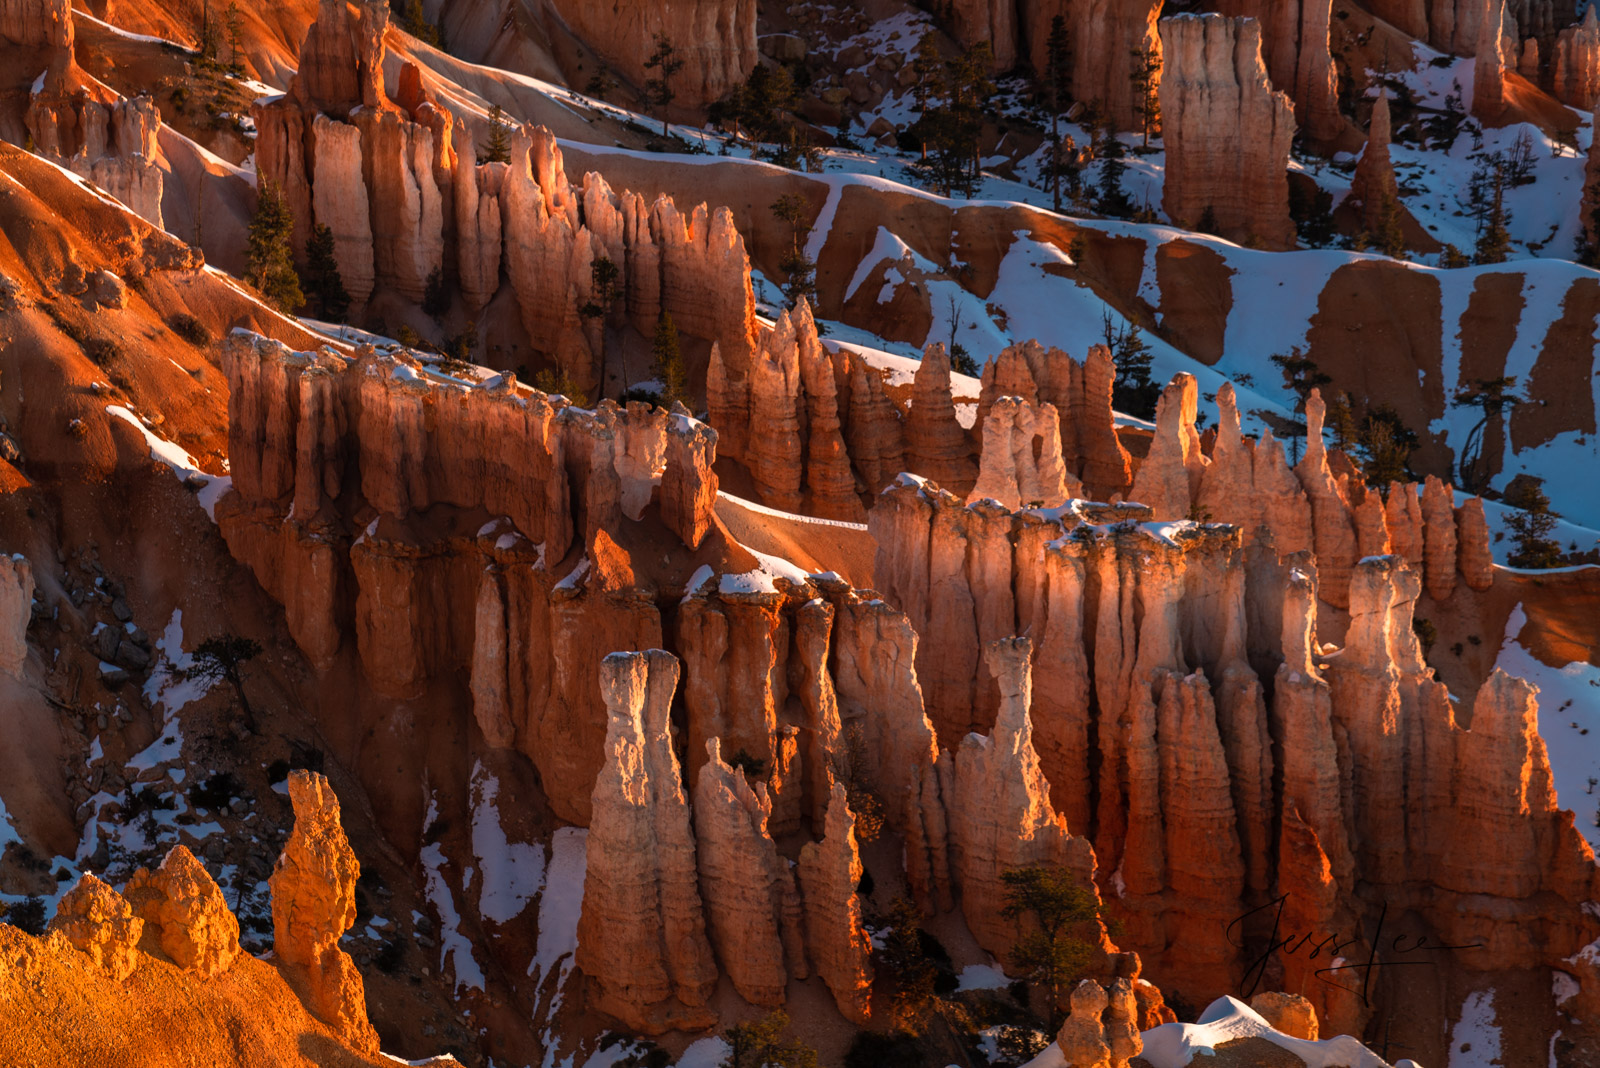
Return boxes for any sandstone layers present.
[254,0,758,393]
[868,456,1594,1019]
[217,332,717,825]
[1159,15,1297,250]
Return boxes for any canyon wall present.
[546,0,756,110]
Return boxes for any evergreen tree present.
[1096,133,1131,217]
[1439,242,1471,268]
[179,635,263,733]
[880,896,939,1034]
[225,2,245,76]
[1354,403,1417,487]
[770,194,817,309]
[1101,310,1157,418]
[1000,866,1103,1030]
[1269,346,1331,463]
[197,0,221,66]
[482,104,511,164]
[1128,40,1161,149]
[1041,15,1072,212]
[303,223,350,323]
[720,1011,817,1068]
[1504,478,1563,569]
[1473,161,1512,265]
[652,313,688,407]
[907,37,992,197]
[644,34,685,137]
[1375,192,1406,259]
[422,265,450,319]
[247,180,304,312]
[393,0,439,47]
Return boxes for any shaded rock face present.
[0,0,70,48]
[0,553,31,678]
[548,0,756,109]
[1348,92,1399,231]
[23,87,164,227]
[123,846,241,978]
[905,343,979,496]
[692,739,807,1008]
[270,771,380,1054]
[1211,0,1341,148]
[577,650,719,1034]
[948,637,1101,962]
[1159,15,1296,250]
[48,874,143,981]
[1553,5,1600,108]
[661,409,719,551]
[797,782,873,1024]
[1474,0,1507,117]
[866,475,1599,1009]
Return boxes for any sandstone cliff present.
[577,650,718,1033]
[1159,15,1296,250]
[797,782,874,1024]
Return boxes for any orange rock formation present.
[1159,15,1297,250]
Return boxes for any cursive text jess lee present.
[1225,894,1484,1005]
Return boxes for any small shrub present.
[0,896,46,936]
[167,312,213,347]
[188,771,243,812]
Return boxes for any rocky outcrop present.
[692,739,806,1007]
[948,638,1100,960]
[1127,374,1205,518]
[48,874,143,981]
[578,650,718,1033]
[1553,5,1600,108]
[1294,390,1358,607]
[797,782,874,1024]
[1056,979,1143,1068]
[0,553,30,678]
[1249,992,1319,1040]
[1421,474,1459,600]
[747,310,806,513]
[977,340,1131,500]
[311,114,375,310]
[967,397,1074,510]
[548,0,757,109]
[122,846,241,978]
[1456,496,1494,589]
[1159,15,1297,250]
[662,410,719,550]
[1475,0,1508,117]
[904,344,978,496]
[1348,92,1399,232]
[1212,0,1342,149]
[0,0,70,48]
[1059,1,1164,130]
[23,85,164,227]
[293,0,366,116]
[269,771,380,1053]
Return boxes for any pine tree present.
[771,194,817,309]
[225,2,245,76]
[720,1012,817,1068]
[1474,162,1512,265]
[1375,192,1406,259]
[303,223,350,322]
[482,104,511,164]
[1504,478,1563,569]
[247,180,304,312]
[644,34,684,137]
[1128,40,1161,149]
[1096,133,1131,217]
[1000,866,1103,1031]
[652,313,688,407]
[1042,15,1072,212]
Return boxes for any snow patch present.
[469,762,545,925]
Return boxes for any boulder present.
[122,846,240,978]
[49,874,143,981]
